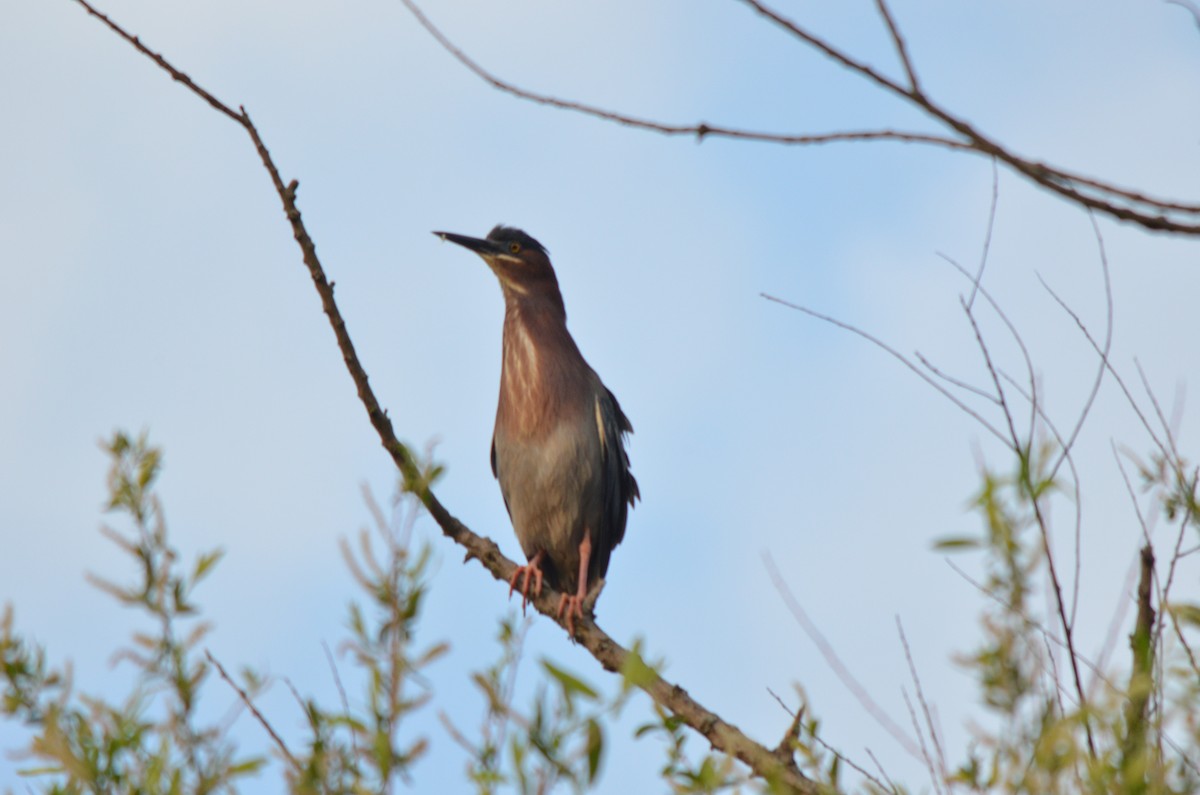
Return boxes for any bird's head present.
[434,225,562,308]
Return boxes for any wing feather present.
[589,387,639,582]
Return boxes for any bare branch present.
[71,1,242,125]
[69,4,820,790]
[699,0,1200,228]
[394,0,966,152]
[398,0,1200,234]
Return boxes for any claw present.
[557,534,593,636]
[508,550,545,613]
[556,592,585,635]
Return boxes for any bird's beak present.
[432,231,505,258]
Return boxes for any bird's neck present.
[498,297,590,438]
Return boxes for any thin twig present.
[957,291,1096,756]
[1137,360,1184,464]
[866,747,902,795]
[763,553,923,760]
[322,640,358,759]
[1155,468,1198,653]
[948,263,1039,448]
[1044,212,1114,491]
[944,559,1118,694]
[761,293,1010,446]
[206,650,299,772]
[767,688,806,760]
[895,618,947,782]
[874,0,920,94]
[914,352,999,404]
[901,688,944,795]
[767,689,894,793]
[994,366,1087,631]
[967,159,1000,311]
[1039,277,1169,461]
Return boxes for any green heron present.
[434,225,639,633]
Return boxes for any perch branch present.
[70,2,816,790]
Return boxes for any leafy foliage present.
[6,402,1200,795]
[445,615,620,794]
[937,441,1200,795]
[2,430,261,793]
[286,486,445,794]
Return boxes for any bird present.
[433,225,639,634]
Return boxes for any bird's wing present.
[491,434,513,518]
[595,387,640,555]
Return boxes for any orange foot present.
[508,550,545,613]
[556,591,585,635]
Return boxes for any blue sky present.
[2,0,1199,791]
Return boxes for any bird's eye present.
[509,242,521,254]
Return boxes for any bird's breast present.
[498,318,592,440]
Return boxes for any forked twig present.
[394,0,1200,234]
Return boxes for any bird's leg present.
[508,549,545,613]
[556,534,592,635]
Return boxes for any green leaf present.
[585,718,604,783]
[933,536,979,550]
[1168,602,1200,628]
[633,721,660,739]
[192,549,225,583]
[541,660,599,701]
[619,641,656,692]
[227,756,268,776]
[415,641,451,668]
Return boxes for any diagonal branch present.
[70,2,818,791]
[733,0,1200,231]
[397,0,1200,235]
